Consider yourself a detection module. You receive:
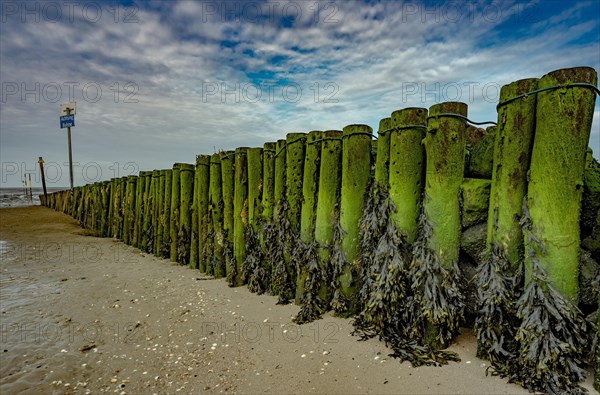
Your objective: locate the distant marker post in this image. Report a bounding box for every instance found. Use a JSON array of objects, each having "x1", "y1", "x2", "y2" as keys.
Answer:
[{"x1": 60, "y1": 102, "x2": 76, "y2": 191}]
